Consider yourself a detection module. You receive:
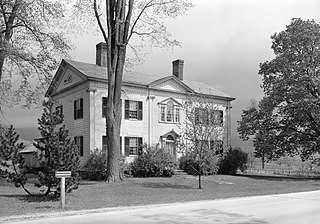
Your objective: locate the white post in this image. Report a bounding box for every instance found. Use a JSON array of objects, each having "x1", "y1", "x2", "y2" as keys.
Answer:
[{"x1": 61, "y1": 177, "x2": 66, "y2": 209}]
